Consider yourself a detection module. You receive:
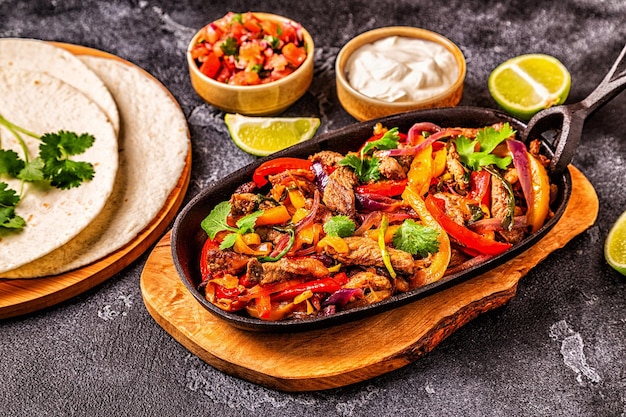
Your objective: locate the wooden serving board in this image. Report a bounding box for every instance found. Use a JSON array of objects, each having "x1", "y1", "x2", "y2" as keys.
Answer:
[
  {"x1": 0, "y1": 44, "x2": 191, "y2": 319},
  {"x1": 140, "y1": 166, "x2": 597, "y2": 392}
]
